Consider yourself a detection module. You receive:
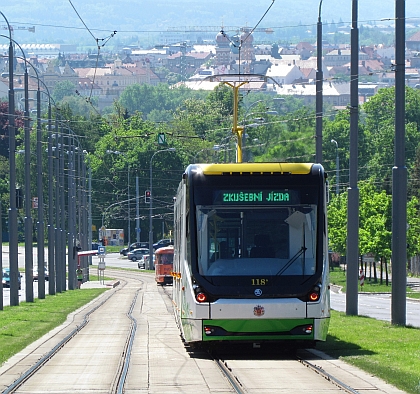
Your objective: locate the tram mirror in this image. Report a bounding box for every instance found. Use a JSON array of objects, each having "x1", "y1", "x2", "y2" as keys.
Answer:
[
  {"x1": 207, "y1": 209, "x2": 216, "y2": 218},
  {"x1": 285, "y1": 211, "x2": 307, "y2": 229},
  {"x1": 284, "y1": 211, "x2": 311, "y2": 228}
]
